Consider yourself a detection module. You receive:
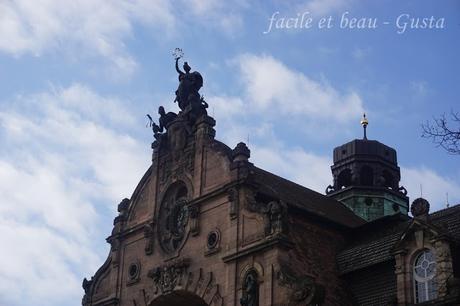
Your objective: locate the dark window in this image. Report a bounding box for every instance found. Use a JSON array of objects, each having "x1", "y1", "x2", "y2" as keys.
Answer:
[
  {"x1": 383, "y1": 170, "x2": 394, "y2": 189},
  {"x1": 338, "y1": 169, "x2": 352, "y2": 188},
  {"x1": 360, "y1": 166, "x2": 374, "y2": 186}
]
